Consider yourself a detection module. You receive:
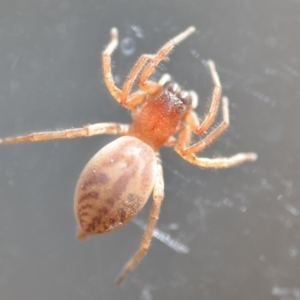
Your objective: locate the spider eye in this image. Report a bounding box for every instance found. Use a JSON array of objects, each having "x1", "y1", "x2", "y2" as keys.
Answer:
[
  {"x1": 166, "y1": 83, "x2": 180, "y2": 94},
  {"x1": 165, "y1": 83, "x2": 191, "y2": 105},
  {"x1": 178, "y1": 91, "x2": 191, "y2": 105}
]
